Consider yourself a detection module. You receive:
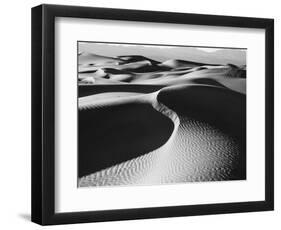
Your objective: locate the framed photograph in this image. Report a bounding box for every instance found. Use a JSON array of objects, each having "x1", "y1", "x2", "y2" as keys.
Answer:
[{"x1": 31, "y1": 4, "x2": 274, "y2": 225}]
